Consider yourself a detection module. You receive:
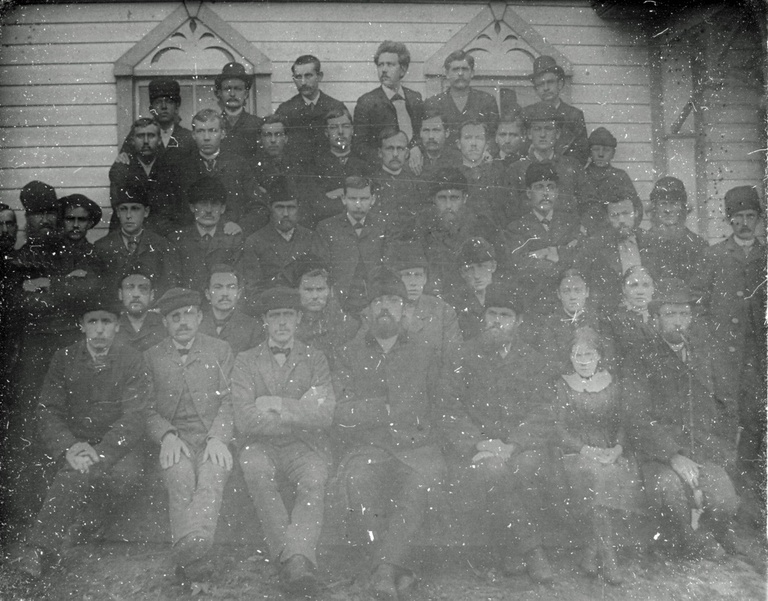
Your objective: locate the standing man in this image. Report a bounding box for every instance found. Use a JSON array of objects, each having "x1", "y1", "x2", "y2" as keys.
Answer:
[
  {"x1": 334, "y1": 268, "x2": 446, "y2": 599},
  {"x1": 11, "y1": 294, "x2": 149, "y2": 579},
  {"x1": 115, "y1": 268, "x2": 166, "y2": 352},
  {"x1": 353, "y1": 41, "x2": 424, "y2": 166},
  {"x1": 276, "y1": 55, "x2": 346, "y2": 171},
  {"x1": 424, "y1": 50, "x2": 499, "y2": 141},
  {"x1": 144, "y1": 288, "x2": 235, "y2": 582},
  {"x1": 233, "y1": 287, "x2": 336, "y2": 596},
  {"x1": 522, "y1": 55, "x2": 589, "y2": 166},
  {"x1": 215, "y1": 62, "x2": 263, "y2": 162}
]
